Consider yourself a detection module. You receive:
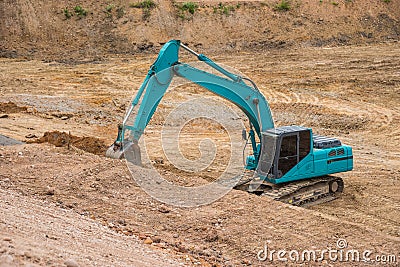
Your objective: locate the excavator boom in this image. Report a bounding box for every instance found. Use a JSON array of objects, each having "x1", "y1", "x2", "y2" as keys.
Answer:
[{"x1": 106, "y1": 40, "x2": 273, "y2": 162}]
